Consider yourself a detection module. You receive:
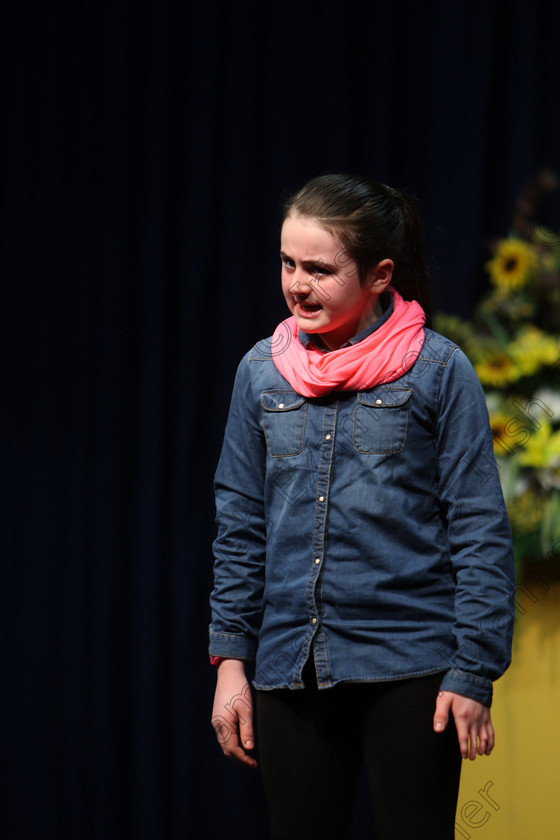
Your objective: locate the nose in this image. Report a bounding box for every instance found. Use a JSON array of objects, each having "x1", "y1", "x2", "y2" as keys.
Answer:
[{"x1": 290, "y1": 270, "x2": 313, "y2": 296}]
